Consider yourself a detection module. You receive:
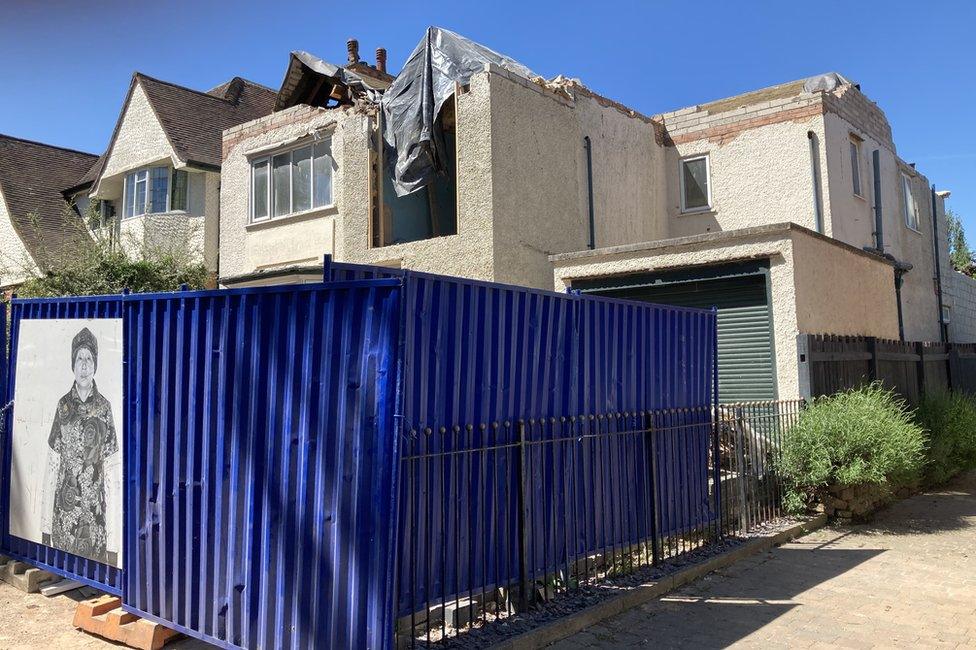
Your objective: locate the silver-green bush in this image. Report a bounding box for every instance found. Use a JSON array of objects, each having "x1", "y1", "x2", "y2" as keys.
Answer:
[
  {"x1": 916, "y1": 391, "x2": 976, "y2": 485},
  {"x1": 779, "y1": 383, "x2": 926, "y2": 514}
]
